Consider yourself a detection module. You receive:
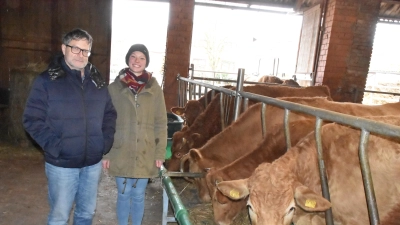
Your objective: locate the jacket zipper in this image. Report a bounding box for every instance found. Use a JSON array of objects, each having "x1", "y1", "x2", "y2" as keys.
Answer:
[{"x1": 81, "y1": 79, "x2": 88, "y2": 165}]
